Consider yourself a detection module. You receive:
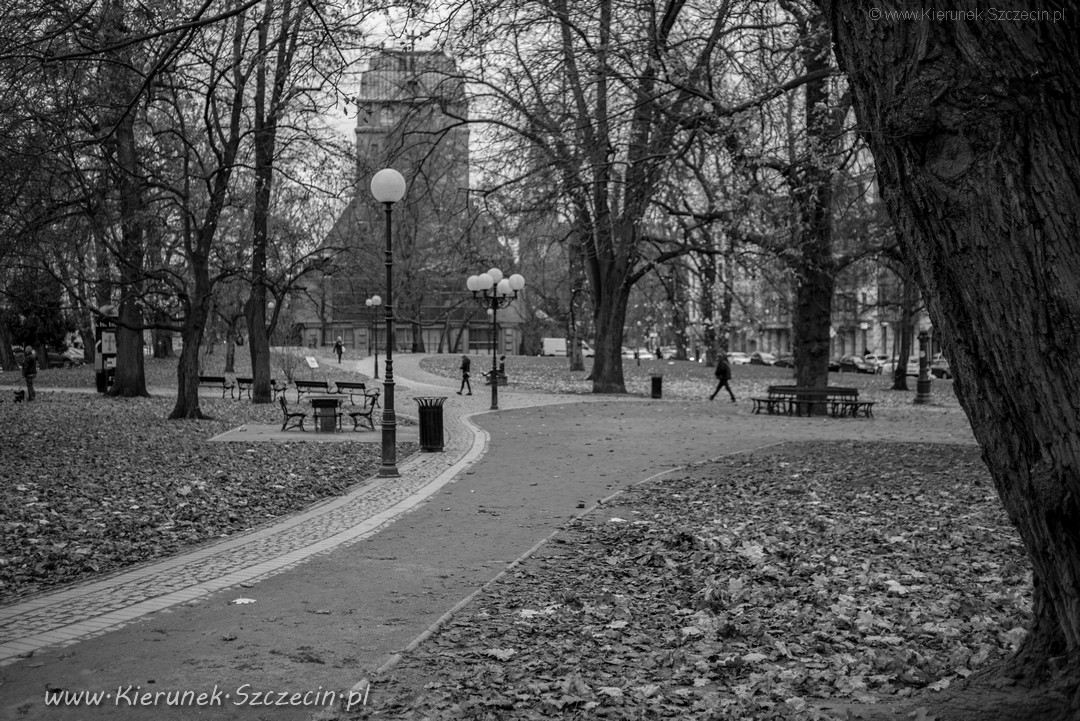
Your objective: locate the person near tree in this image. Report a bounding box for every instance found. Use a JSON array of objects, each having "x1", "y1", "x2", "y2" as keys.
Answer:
[
  {"x1": 21, "y1": 346, "x2": 37, "y2": 401},
  {"x1": 457, "y1": 354, "x2": 472, "y2": 395},
  {"x1": 333, "y1": 337, "x2": 344, "y2": 363},
  {"x1": 709, "y1": 354, "x2": 736, "y2": 402}
]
